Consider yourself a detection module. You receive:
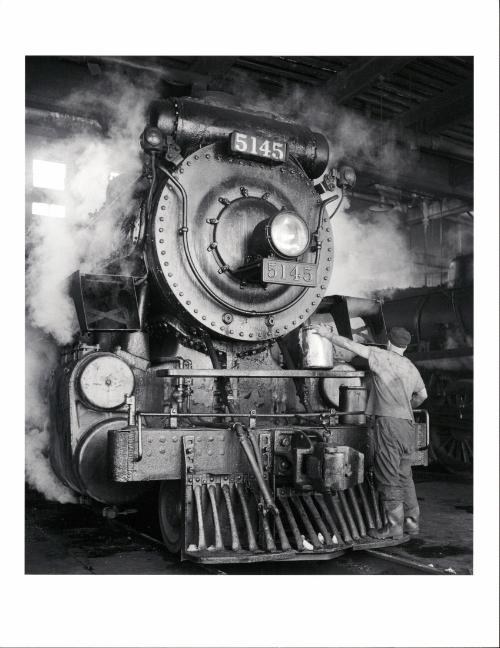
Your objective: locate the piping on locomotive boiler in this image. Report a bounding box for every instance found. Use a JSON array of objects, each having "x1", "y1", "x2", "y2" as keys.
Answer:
[{"x1": 50, "y1": 95, "x2": 428, "y2": 563}]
